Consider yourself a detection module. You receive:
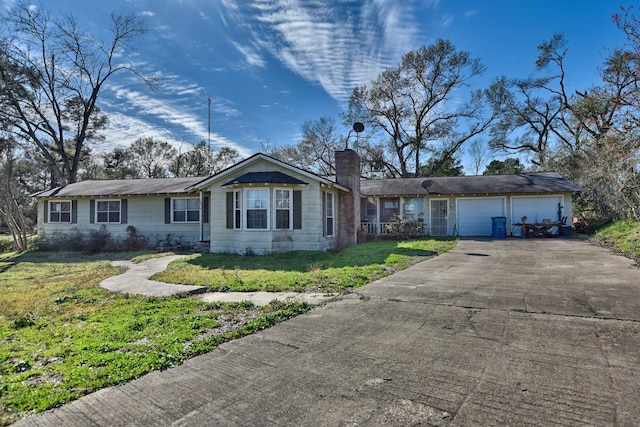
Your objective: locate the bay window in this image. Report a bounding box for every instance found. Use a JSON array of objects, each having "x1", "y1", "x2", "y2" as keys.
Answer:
[{"x1": 226, "y1": 188, "x2": 301, "y2": 231}]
